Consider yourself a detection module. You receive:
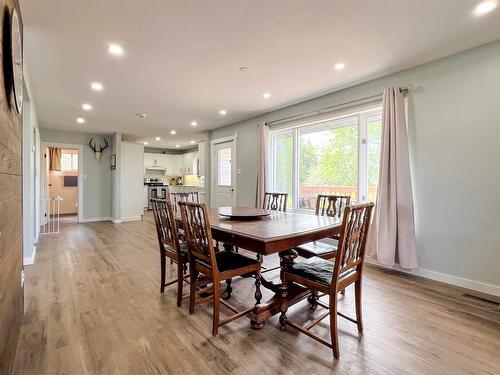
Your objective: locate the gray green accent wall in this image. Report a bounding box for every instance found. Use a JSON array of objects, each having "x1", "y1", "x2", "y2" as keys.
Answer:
[
  {"x1": 209, "y1": 41, "x2": 500, "y2": 292},
  {"x1": 40, "y1": 129, "x2": 113, "y2": 221}
]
